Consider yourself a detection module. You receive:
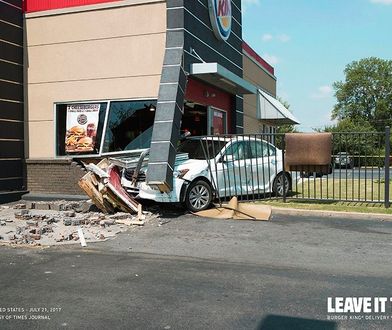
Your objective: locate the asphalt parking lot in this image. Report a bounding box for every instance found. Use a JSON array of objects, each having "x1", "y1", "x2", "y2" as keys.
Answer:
[{"x1": 1, "y1": 210, "x2": 392, "y2": 329}]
